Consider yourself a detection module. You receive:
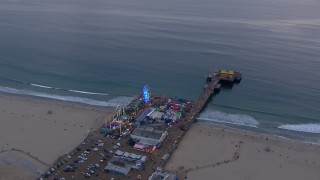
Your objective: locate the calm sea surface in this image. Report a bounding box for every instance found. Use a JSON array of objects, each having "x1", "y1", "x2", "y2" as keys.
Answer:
[{"x1": 0, "y1": 0, "x2": 320, "y2": 142}]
